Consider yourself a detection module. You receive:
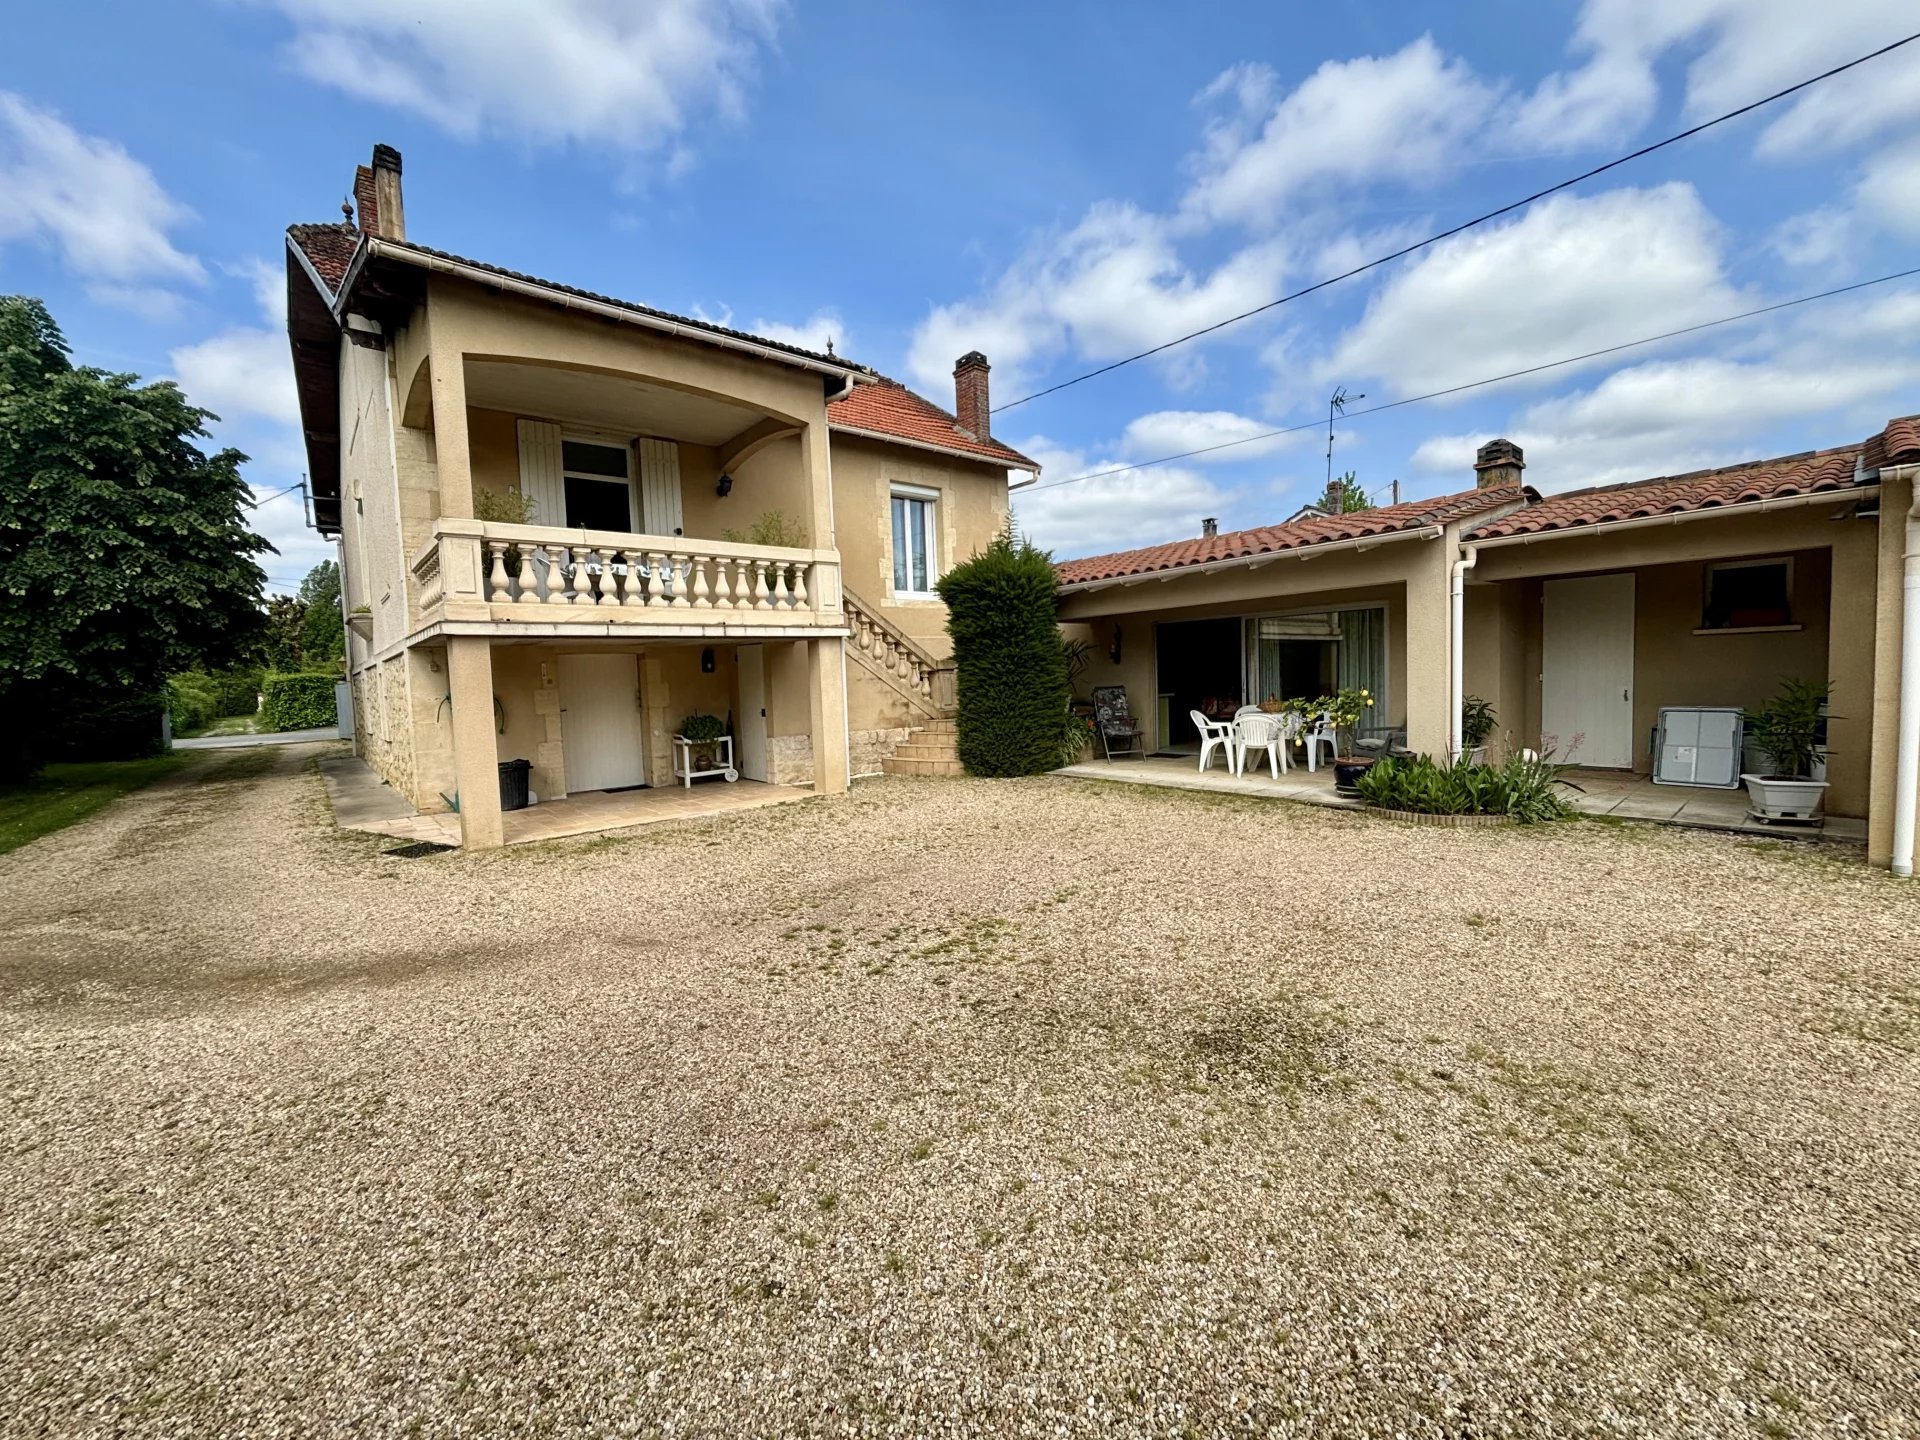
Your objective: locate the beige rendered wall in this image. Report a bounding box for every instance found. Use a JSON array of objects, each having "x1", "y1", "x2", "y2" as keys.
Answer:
[
  {"x1": 1473, "y1": 511, "x2": 1879, "y2": 818},
  {"x1": 828, "y1": 433, "x2": 1011, "y2": 657}
]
